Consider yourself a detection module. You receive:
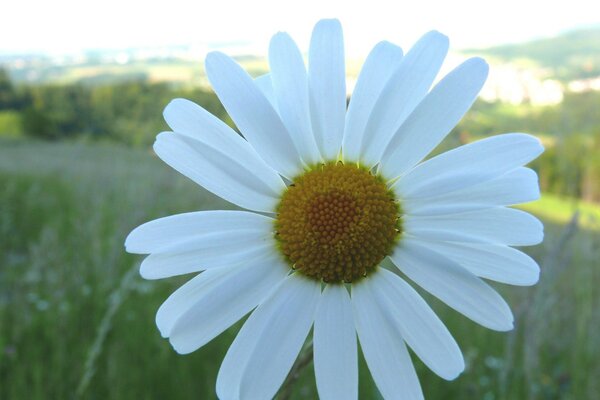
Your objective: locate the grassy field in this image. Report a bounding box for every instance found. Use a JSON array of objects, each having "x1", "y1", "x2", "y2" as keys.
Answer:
[{"x1": 0, "y1": 139, "x2": 598, "y2": 399}]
